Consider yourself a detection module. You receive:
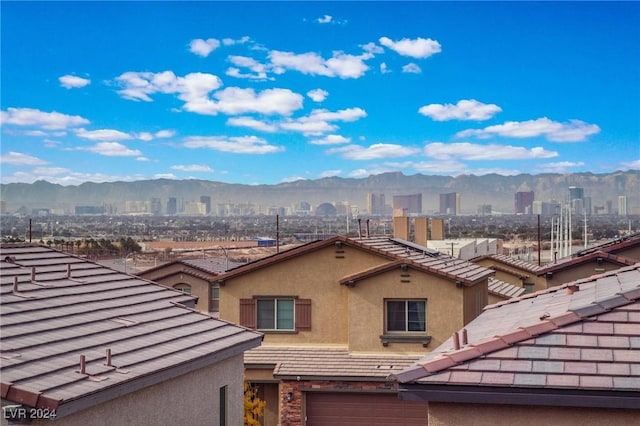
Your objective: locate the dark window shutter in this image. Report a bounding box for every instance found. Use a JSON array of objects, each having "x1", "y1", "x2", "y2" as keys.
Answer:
[
  {"x1": 240, "y1": 299, "x2": 256, "y2": 329},
  {"x1": 295, "y1": 299, "x2": 312, "y2": 331}
]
